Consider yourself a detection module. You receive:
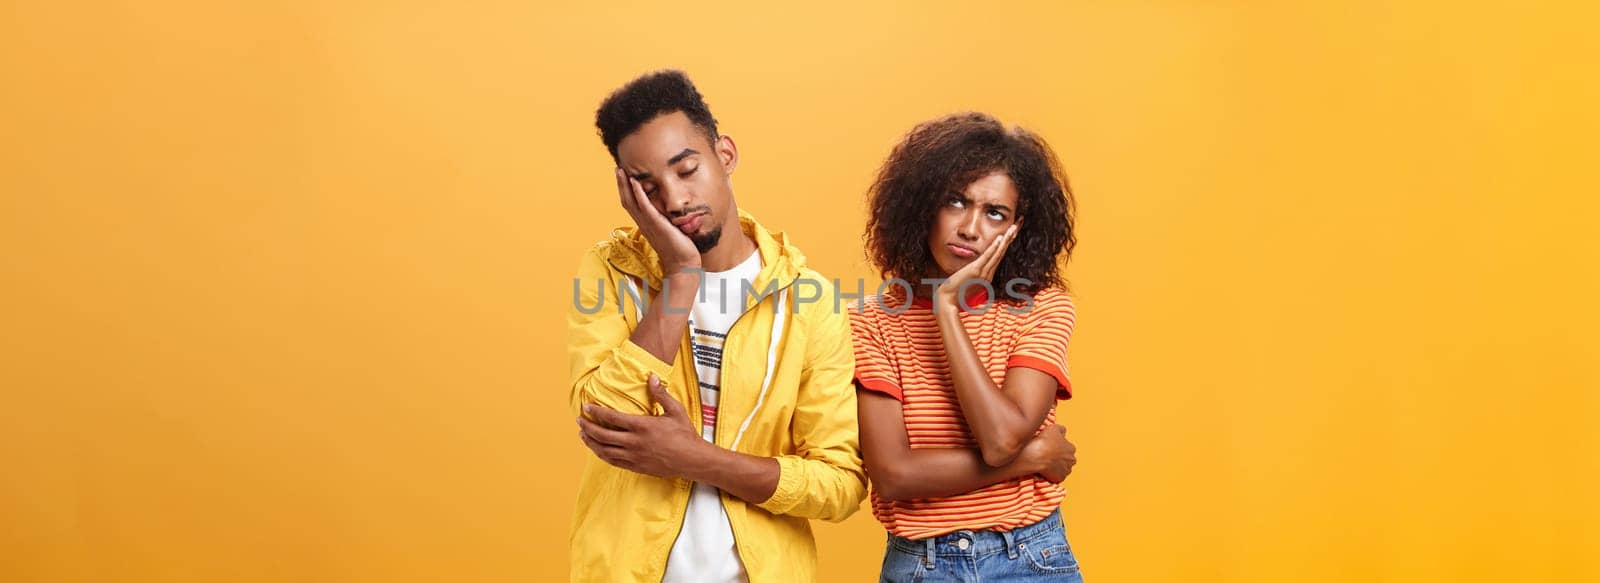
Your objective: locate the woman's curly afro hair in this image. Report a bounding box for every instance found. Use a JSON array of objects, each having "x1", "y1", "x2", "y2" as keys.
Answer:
[{"x1": 865, "y1": 112, "x2": 1076, "y2": 296}]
